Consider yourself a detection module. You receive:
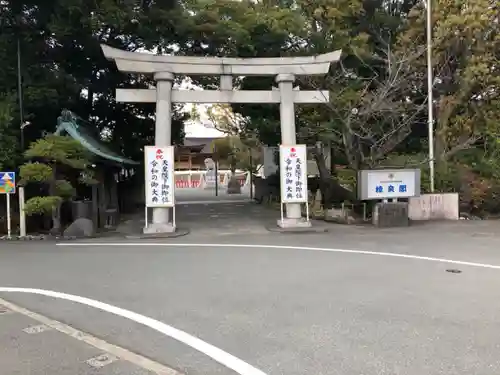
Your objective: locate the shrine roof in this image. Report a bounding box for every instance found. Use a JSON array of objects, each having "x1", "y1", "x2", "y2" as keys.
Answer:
[
  {"x1": 177, "y1": 144, "x2": 206, "y2": 153},
  {"x1": 54, "y1": 110, "x2": 139, "y2": 166}
]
